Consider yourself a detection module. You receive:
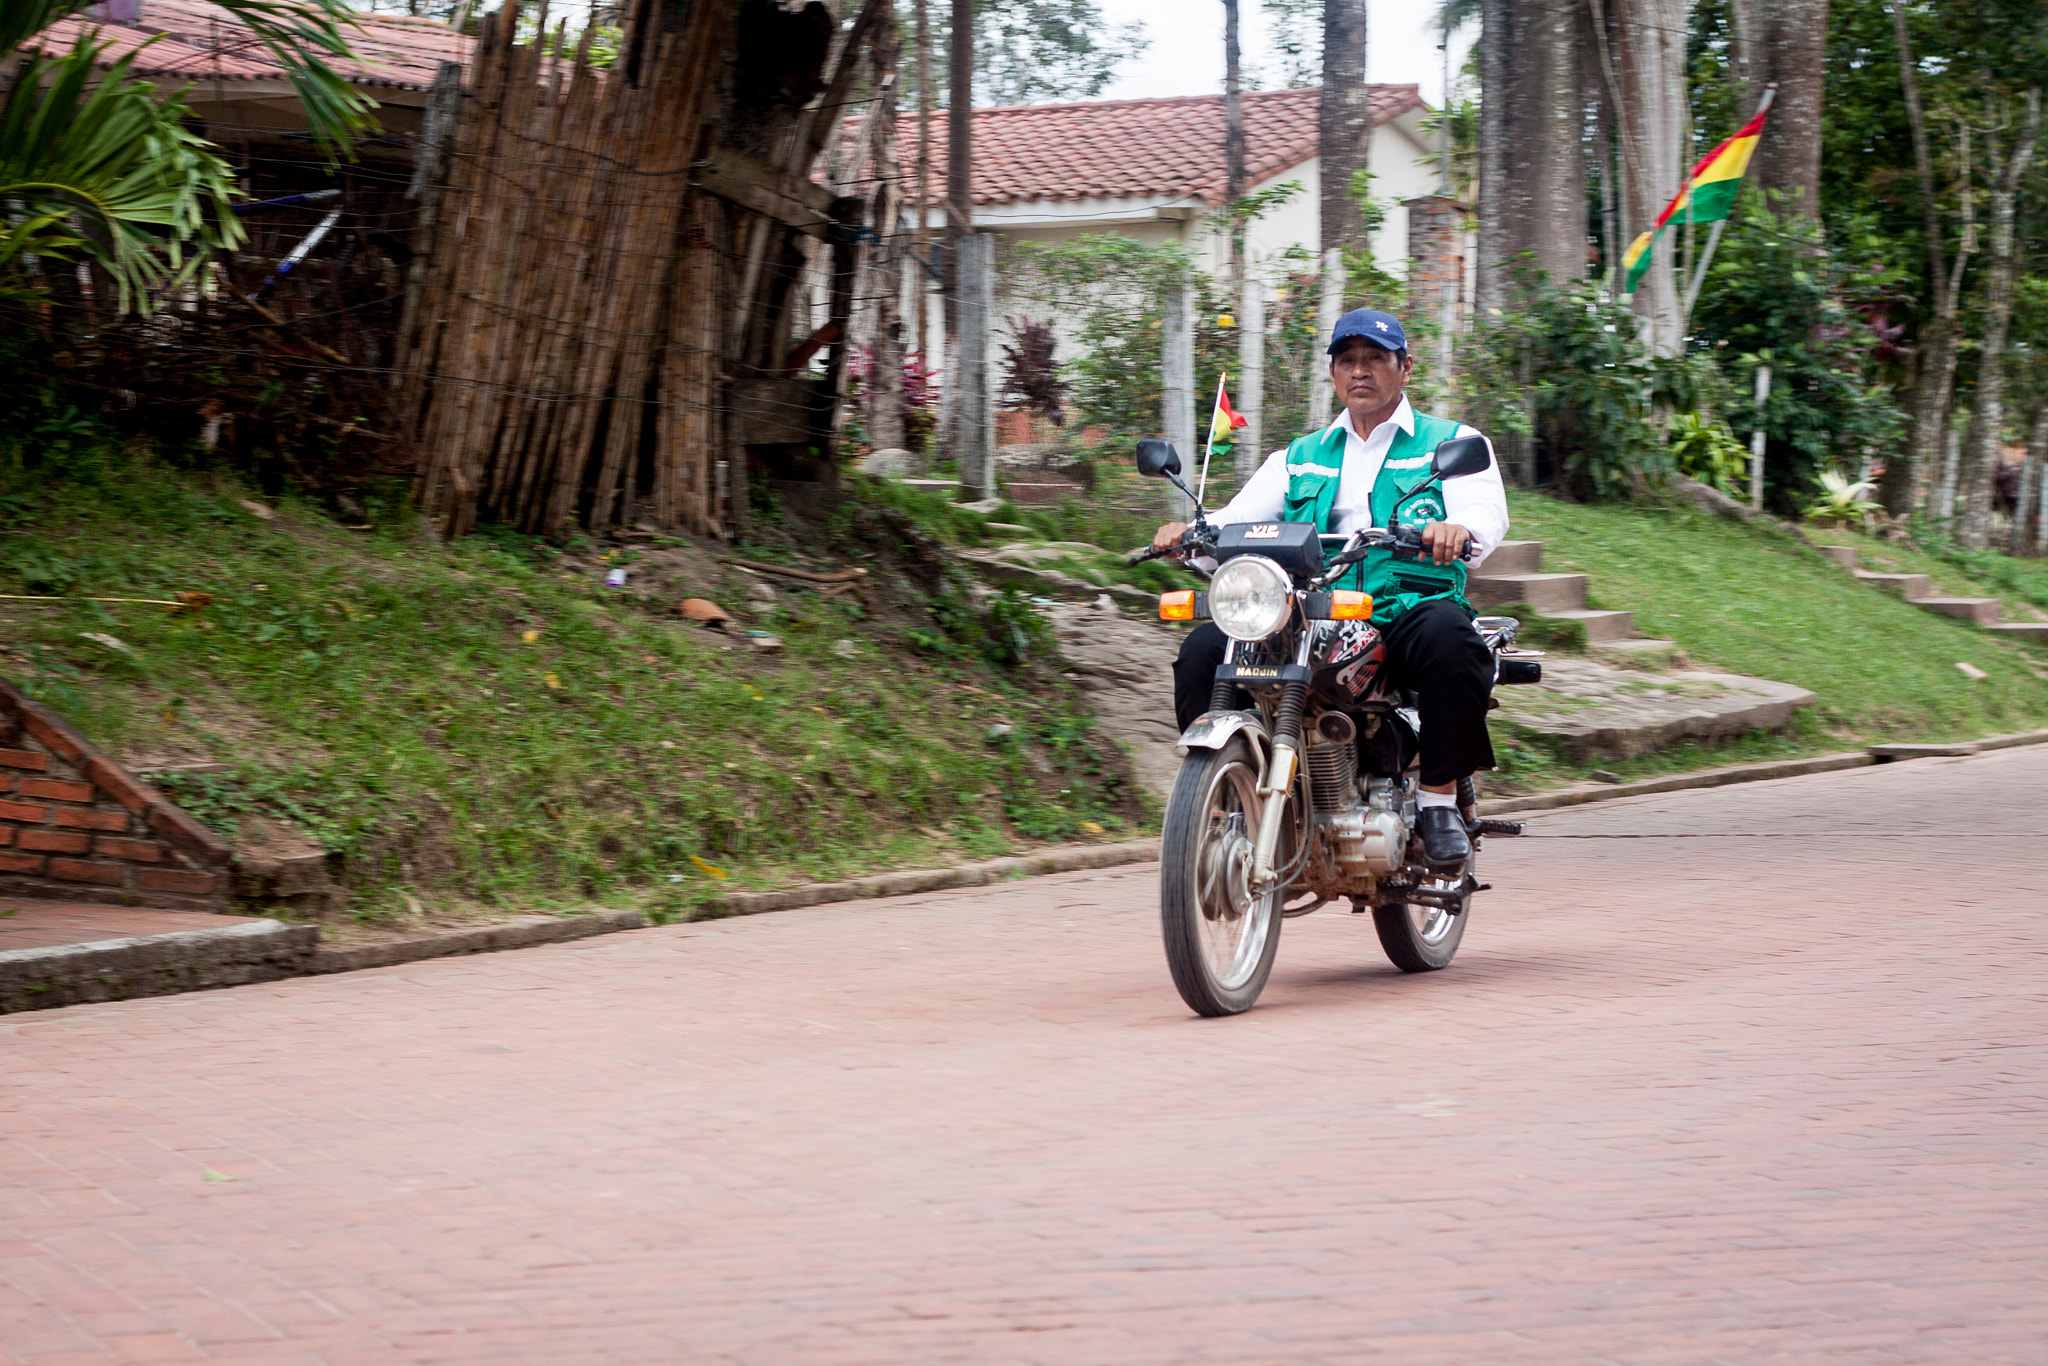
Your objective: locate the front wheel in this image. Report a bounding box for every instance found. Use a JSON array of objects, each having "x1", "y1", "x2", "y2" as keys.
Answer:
[
  {"x1": 1159, "y1": 734, "x2": 1283, "y2": 1016},
  {"x1": 1372, "y1": 855, "x2": 1473, "y2": 973}
]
